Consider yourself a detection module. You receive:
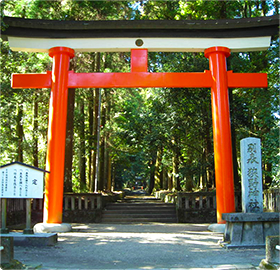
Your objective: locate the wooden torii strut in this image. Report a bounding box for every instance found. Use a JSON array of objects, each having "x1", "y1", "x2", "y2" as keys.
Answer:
[{"x1": 12, "y1": 46, "x2": 267, "y2": 224}]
